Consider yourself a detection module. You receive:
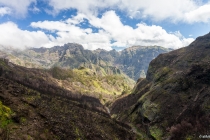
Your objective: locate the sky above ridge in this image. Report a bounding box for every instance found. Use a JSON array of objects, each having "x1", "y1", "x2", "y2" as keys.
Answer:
[{"x1": 0, "y1": 0, "x2": 210, "y2": 50}]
